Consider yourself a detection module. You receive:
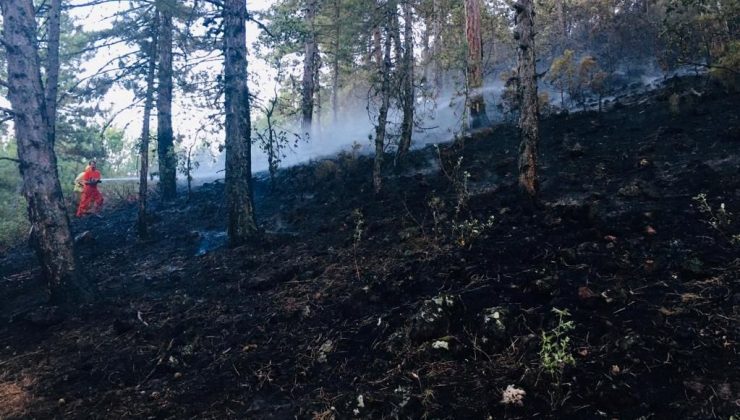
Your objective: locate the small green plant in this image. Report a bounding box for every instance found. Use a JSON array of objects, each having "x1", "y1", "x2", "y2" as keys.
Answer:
[
  {"x1": 540, "y1": 308, "x2": 576, "y2": 377},
  {"x1": 426, "y1": 150, "x2": 496, "y2": 249},
  {"x1": 692, "y1": 193, "x2": 739, "y2": 245},
  {"x1": 351, "y1": 209, "x2": 365, "y2": 281},
  {"x1": 435, "y1": 146, "x2": 470, "y2": 218},
  {"x1": 451, "y1": 216, "x2": 496, "y2": 248},
  {"x1": 427, "y1": 195, "x2": 446, "y2": 235}
]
